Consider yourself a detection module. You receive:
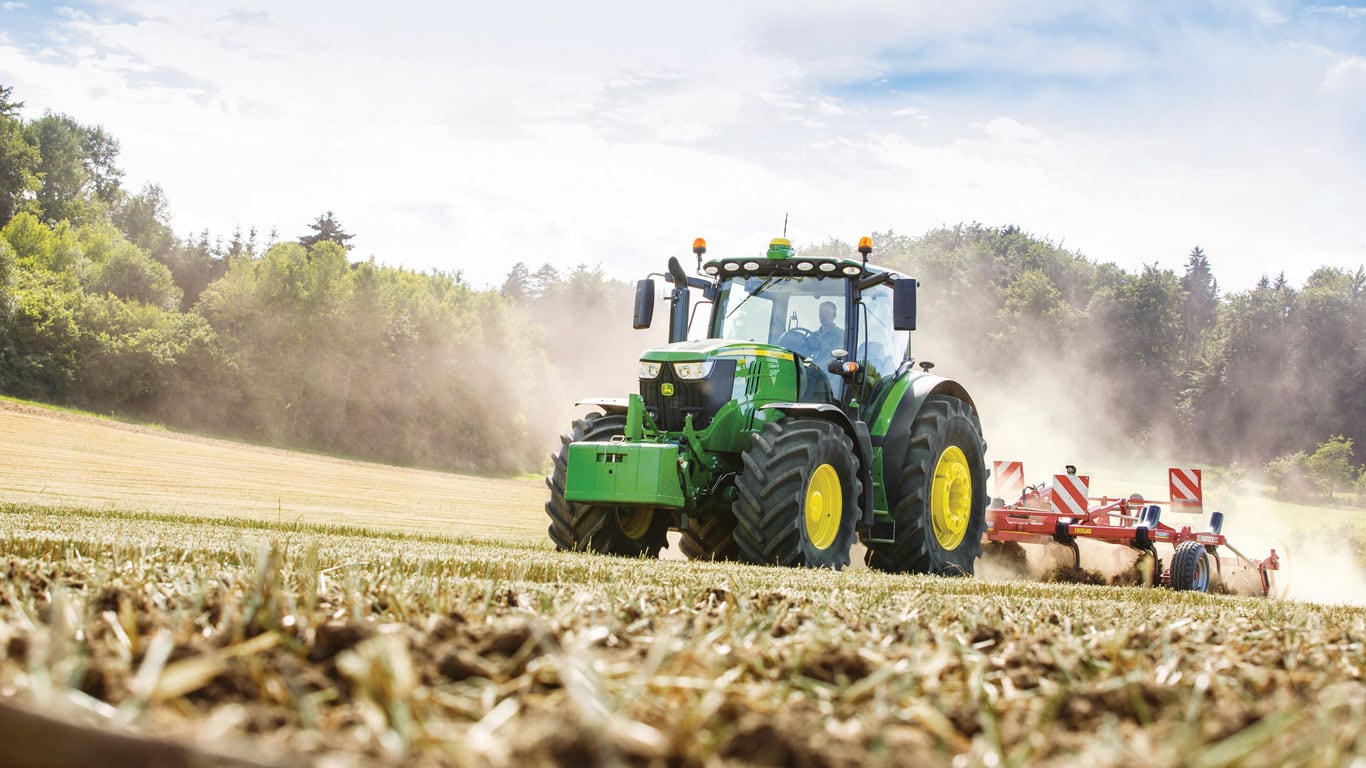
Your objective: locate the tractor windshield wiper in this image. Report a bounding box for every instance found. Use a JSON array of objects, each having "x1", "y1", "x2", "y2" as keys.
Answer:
[{"x1": 725, "y1": 276, "x2": 780, "y2": 320}]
